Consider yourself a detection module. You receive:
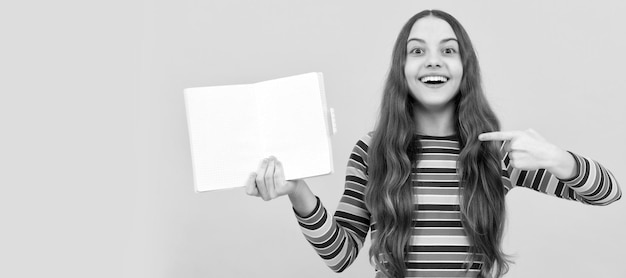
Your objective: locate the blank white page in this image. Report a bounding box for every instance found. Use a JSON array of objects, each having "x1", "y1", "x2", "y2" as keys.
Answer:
[
  {"x1": 255, "y1": 72, "x2": 333, "y2": 180},
  {"x1": 184, "y1": 84, "x2": 262, "y2": 192}
]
